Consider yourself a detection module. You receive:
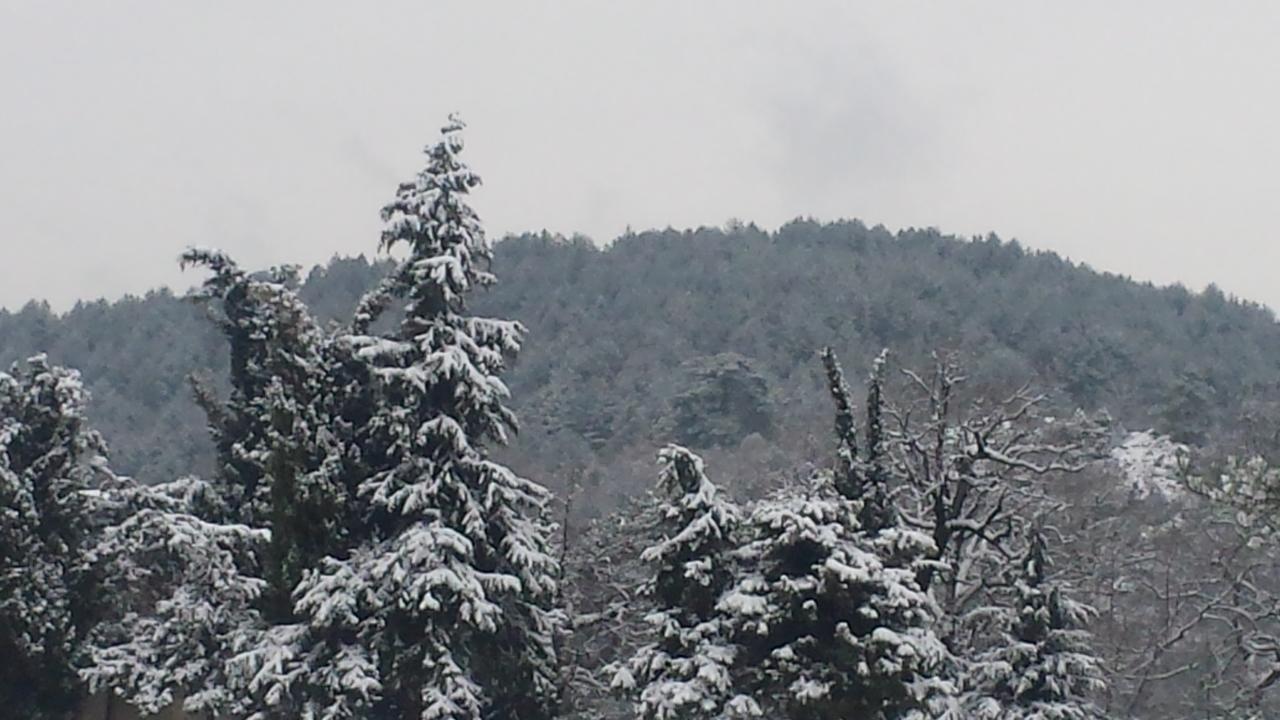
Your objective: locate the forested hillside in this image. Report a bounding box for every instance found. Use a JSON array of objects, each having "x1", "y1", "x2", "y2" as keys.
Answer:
[
  {"x1": 9, "y1": 121, "x2": 1280, "y2": 720},
  {"x1": 2, "y1": 220, "x2": 1277, "y2": 510}
]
